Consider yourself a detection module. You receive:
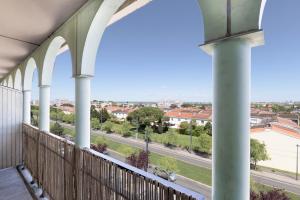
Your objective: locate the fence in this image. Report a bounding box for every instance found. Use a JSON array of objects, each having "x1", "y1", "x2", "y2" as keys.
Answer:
[{"x1": 23, "y1": 124, "x2": 203, "y2": 200}]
